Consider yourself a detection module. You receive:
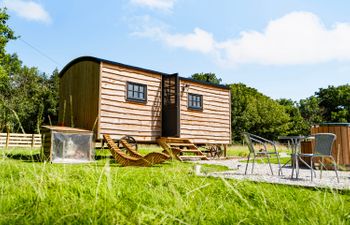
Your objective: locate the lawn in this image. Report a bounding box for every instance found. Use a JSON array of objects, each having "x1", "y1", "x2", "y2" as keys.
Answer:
[{"x1": 0, "y1": 149, "x2": 349, "y2": 224}]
